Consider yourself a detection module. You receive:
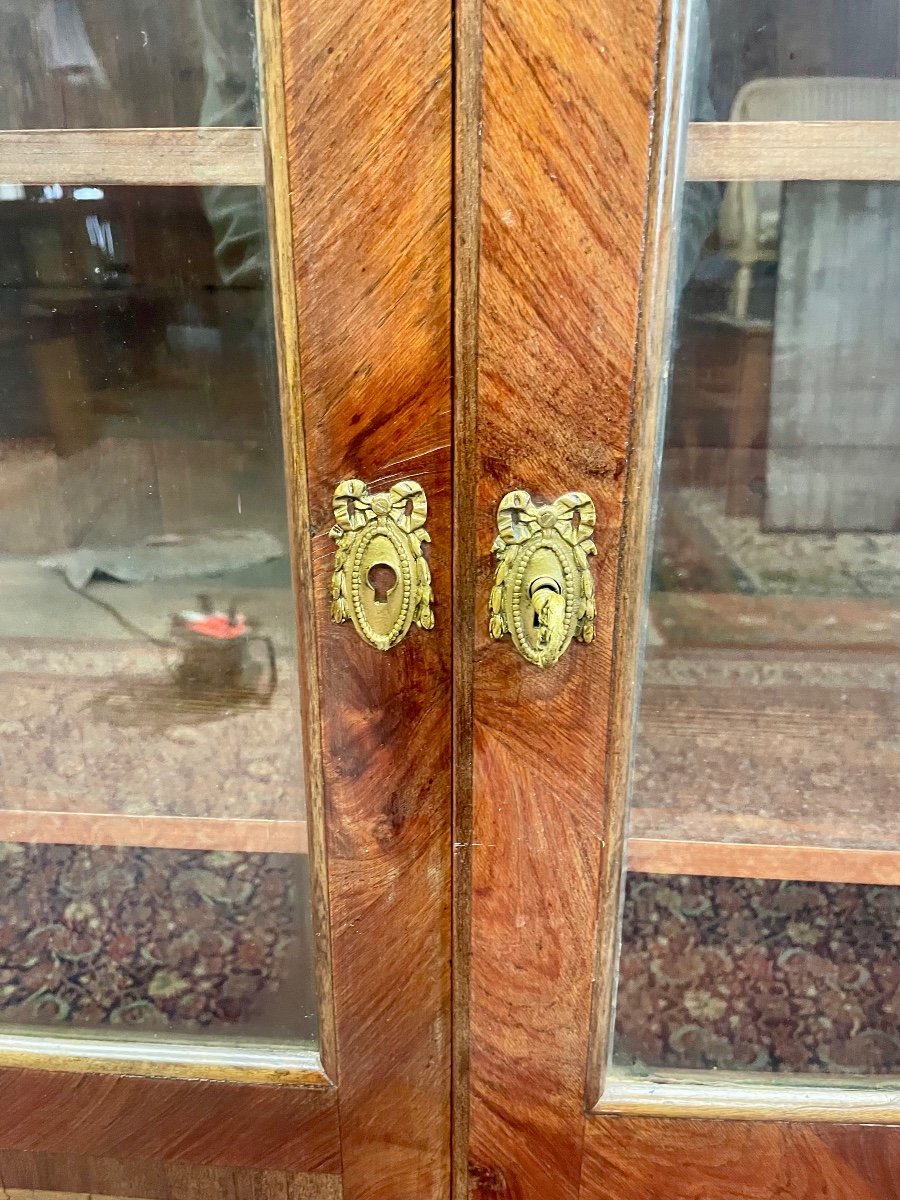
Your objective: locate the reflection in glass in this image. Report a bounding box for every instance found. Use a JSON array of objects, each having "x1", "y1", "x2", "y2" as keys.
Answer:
[
  {"x1": 0, "y1": 0, "x2": 259, "y2": 130},
  {"x1": 0, "y1": 183, "x2": 315, "y2": 1043},
  {"x1": 615, "y1": 874, "x2": 900, "y2": 1074},
  {"x1": 614, "y1": 0, "x2": 900, "y2": 1078},
  {"x1": 696, "y1": 0, "x2": 900, "y2": 121}
]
